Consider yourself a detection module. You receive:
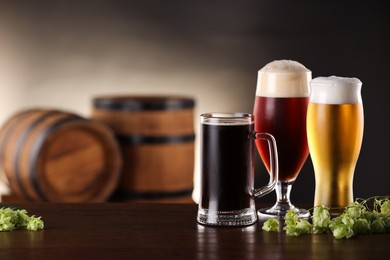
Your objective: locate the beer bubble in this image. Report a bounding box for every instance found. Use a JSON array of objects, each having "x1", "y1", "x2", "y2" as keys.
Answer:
[
  {"x1": 256, "y1": 60, "x2": 311, "y2": 97},
  {"x1": 310, "y1": 76, "x2": 362, "y2": 104}
]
